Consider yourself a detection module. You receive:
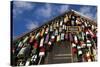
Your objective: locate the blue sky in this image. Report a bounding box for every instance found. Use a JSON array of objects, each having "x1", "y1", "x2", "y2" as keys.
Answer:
[{"x1": 12, "y1": 1, "x2": 97, "y2": 39}]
